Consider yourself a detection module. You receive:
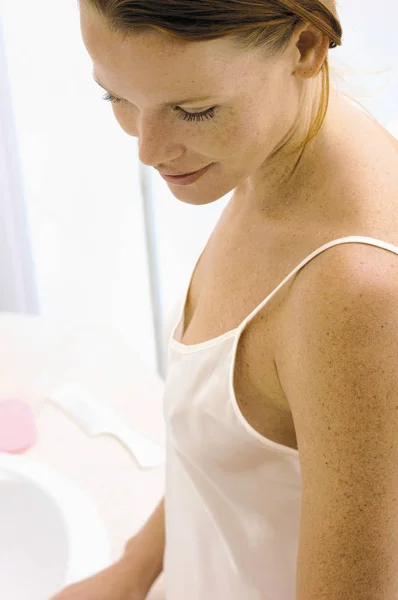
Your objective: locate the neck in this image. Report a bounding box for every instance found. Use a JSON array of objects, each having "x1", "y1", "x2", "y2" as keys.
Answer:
[{"x1": 232, "y1": 81, "x2": 342, "y2": 219}]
